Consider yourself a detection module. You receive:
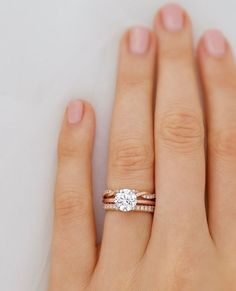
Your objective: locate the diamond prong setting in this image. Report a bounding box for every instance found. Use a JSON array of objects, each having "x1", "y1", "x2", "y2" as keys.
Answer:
[{"x1": 114, "y1": 189, "x2": 137, "y2": 212}]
